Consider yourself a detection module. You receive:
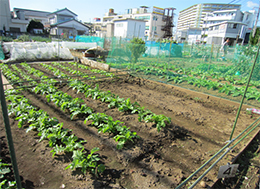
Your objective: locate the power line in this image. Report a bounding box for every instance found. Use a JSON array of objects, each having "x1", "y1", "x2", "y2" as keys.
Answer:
[{"x1": 228, "y1": 0, "x2": 240, "y2": 4}]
